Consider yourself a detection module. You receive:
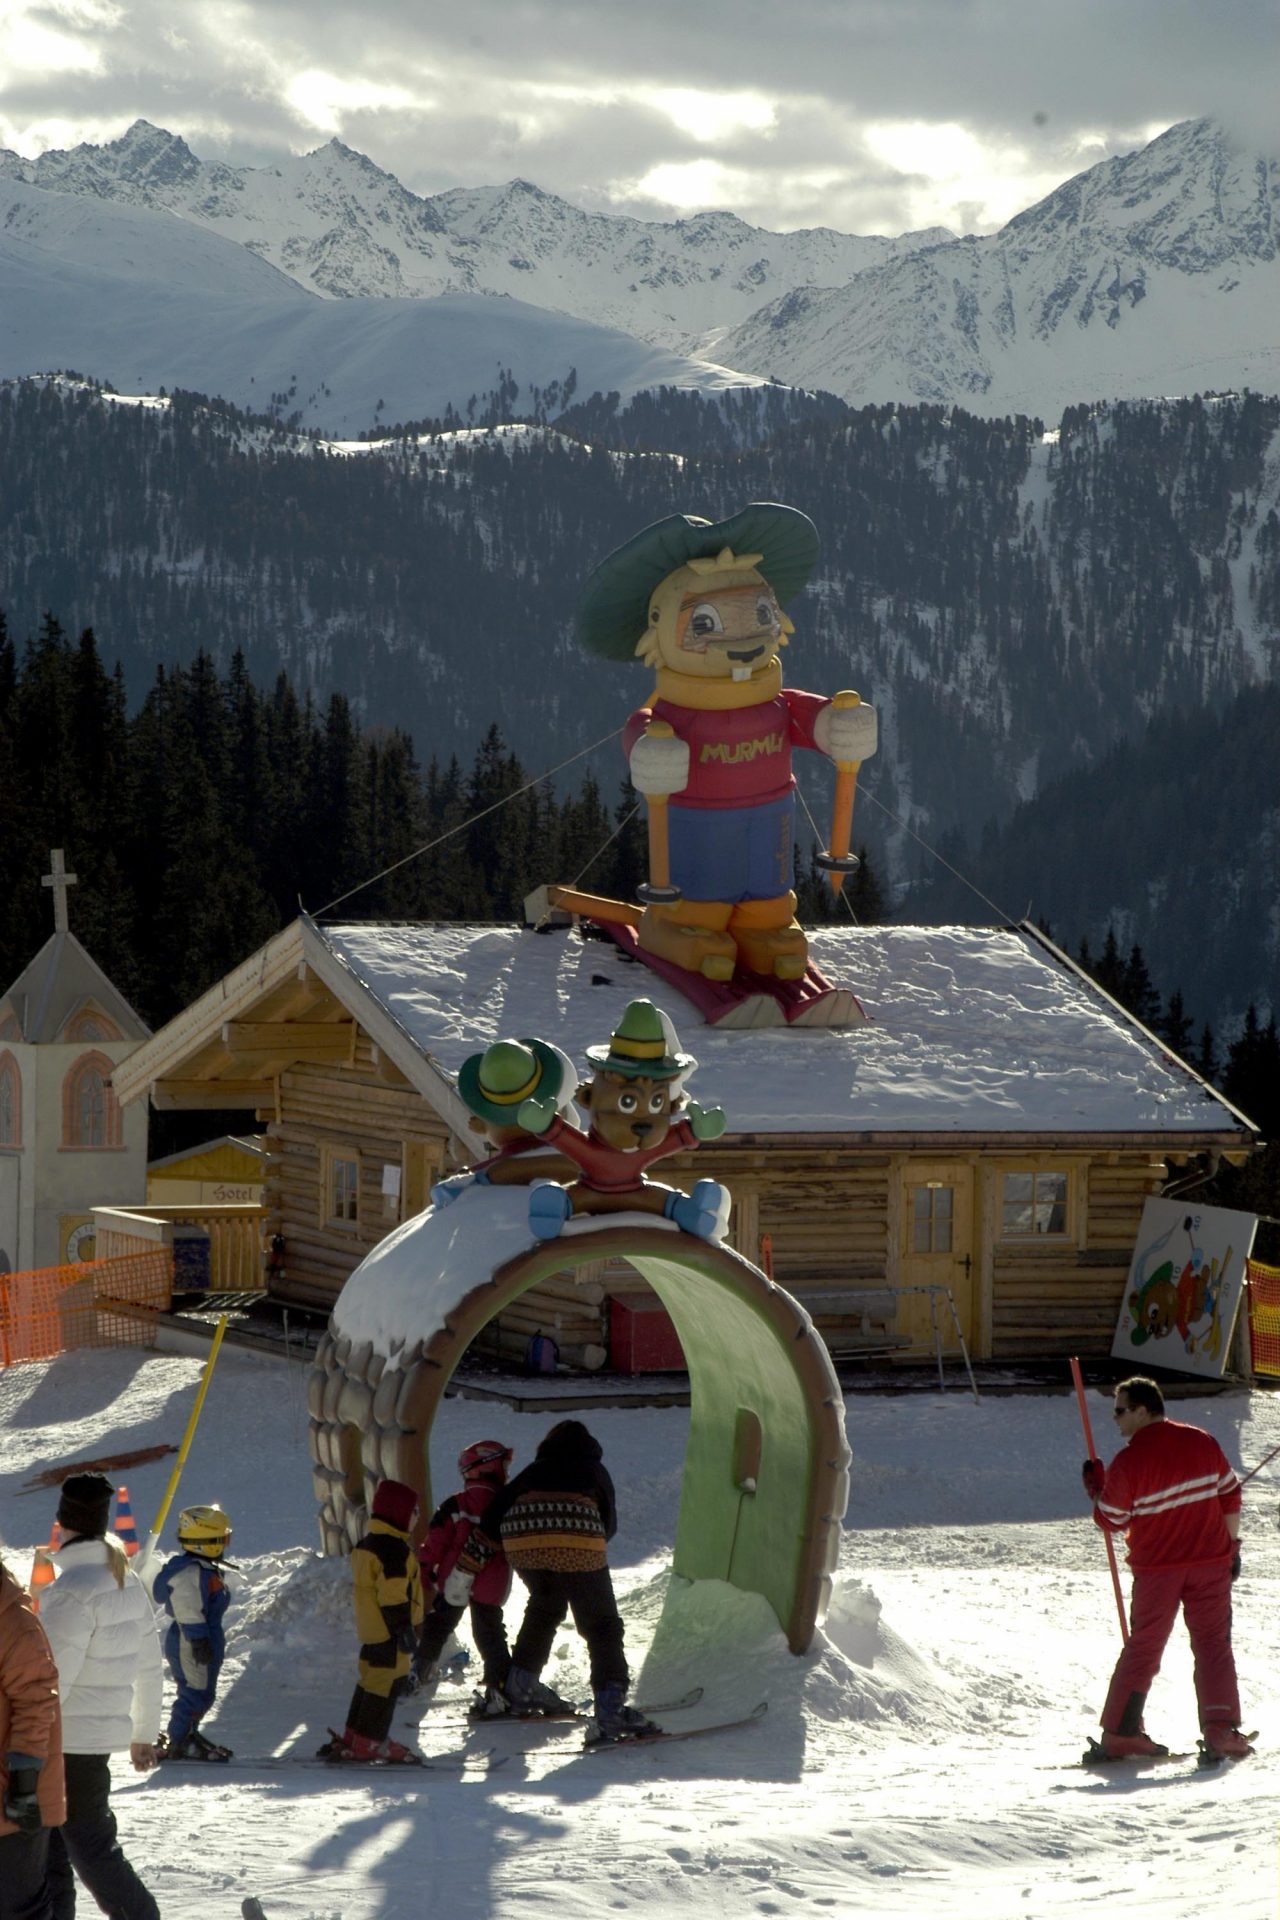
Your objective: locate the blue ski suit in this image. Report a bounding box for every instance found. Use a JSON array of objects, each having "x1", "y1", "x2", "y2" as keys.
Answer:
[{"x1": 152, "y1": 1549, "x2": 232, "y2": 1742}]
